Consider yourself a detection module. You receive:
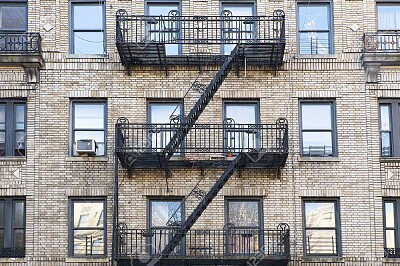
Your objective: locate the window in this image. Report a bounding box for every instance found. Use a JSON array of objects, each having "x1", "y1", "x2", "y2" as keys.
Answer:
[
  {"x1": 303, "y1": 199, "x2": 341, "y2": 256},
  {"x1": 300, "y1": 100, "x2": 336, "y2": 157},
  {"x1": 70, "y1": 0, "x2": 105, "y2": 54},
  {"x1": 297, "y1": 1, "x2": 333, "y2": 54},
  {"x1": 148, "y1": 101, "x2": 183, "y2": 153},
  {"x1": 0, "y1": 198, "x2": 25, "y2": 258},
  {"x1": 0, "y1": 100, "x2": 26, "y2": 157},
  {"x1": 69, "y1": 198, "x2": 106, "y2": 257},
  {"x1": 225, "y1": 199, "x2": 262, "y2": 255},
  {"x1": 0, "y1": 0, "x2": 27, "y2": 32},
  {"x1": 221, "y1": 2, "x2": 256, "y2": 55},
  {"x1": 378, "y1": 99, "x2": 400, "y2": 157},
  {"x1": 384, "y1": 199, "x2": 400, "y2": 258},
  {"x1": 223, "y1": 101, "x2": 259, "y2": 153},
  {"x1": 71, "y1": 100, "x2": 106, "y2": 156},
  {"x1": 377, "y1": 2, "x2": 400, "y2": 50},
  {"x1": 148, "y1": 199, "x2": 183, "y2": 254},
  {"x1": 145, "y1": 1, "x2": 181, "y2": 55}
]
